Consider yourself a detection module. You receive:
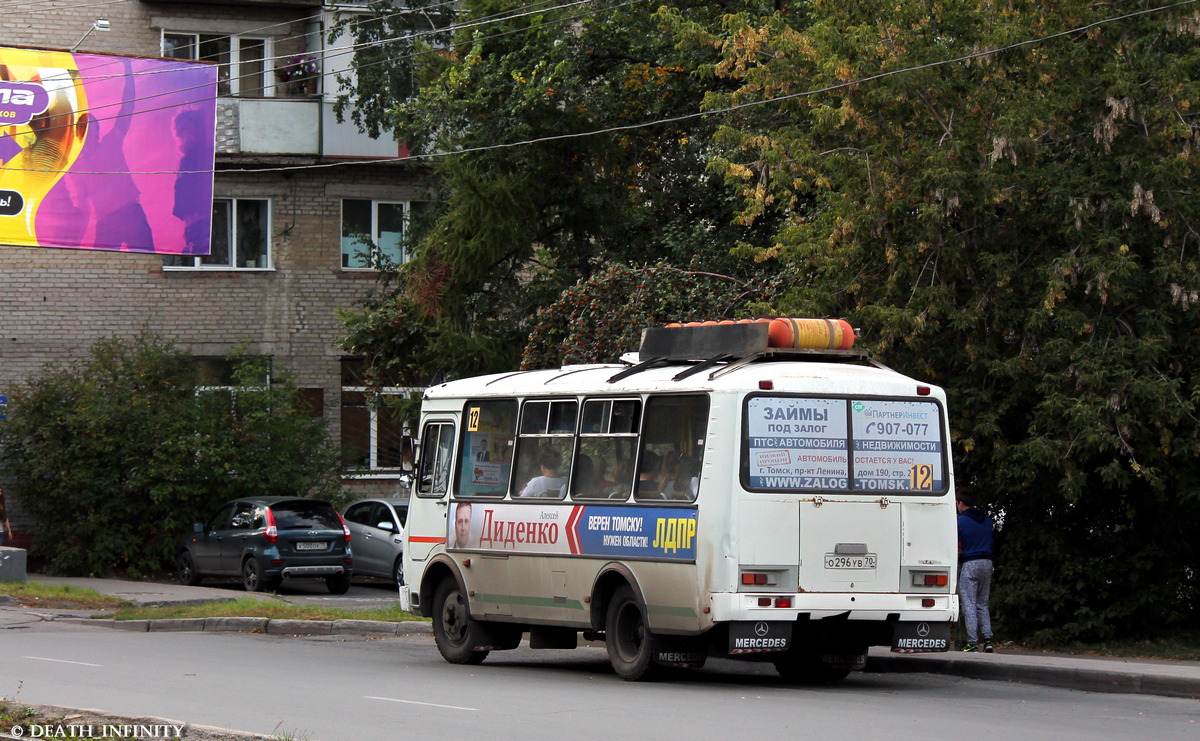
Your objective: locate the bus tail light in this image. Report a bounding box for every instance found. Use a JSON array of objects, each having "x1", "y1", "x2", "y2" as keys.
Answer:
[
  {"x1": 741, "y1": 572, "x2": 773, "y2": 586},
  {"x1": 774, "y1": 597, "x2": 792, "y2": 608},
  {"x1": 912, "y1": 572, "x2": 948, "y2": 587}
]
